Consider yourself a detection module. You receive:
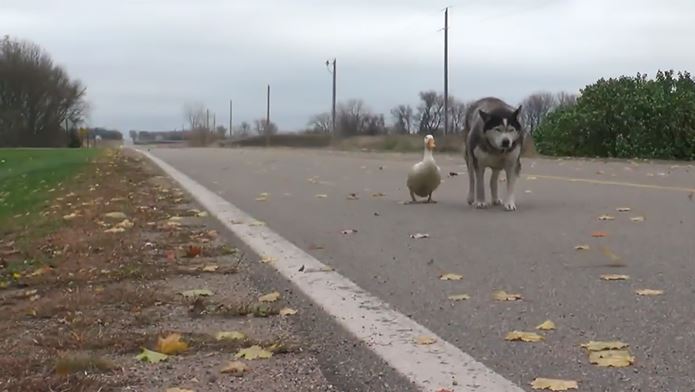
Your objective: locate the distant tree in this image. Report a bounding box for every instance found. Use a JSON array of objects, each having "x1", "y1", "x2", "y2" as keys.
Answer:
[
  {"x1": 390, "y1": 104, "x2": 414, "y2": 134},
  {"x1": 238, "y1": 121, "x2": 251, "y2": 137},
  {"x1": 183, "y1": 102, "x2": 207, "y2": 130},
  {"x1": 254, "y1": 119, "x2": 278, "y2": 136},
  {"x1": 0, "y1": 35, "x2": 88, "y2": 147},
  {"x1": 520, "y1": 91, "x2": 557, "y2": 132},
  {"x1": 415, "y1": 91, "x2": 444, "y2": 135},
  {"x1": 307, "y1": 112, "x2": 331, "y2": 134},
  {"x1": 215, "y1": 125, "x2": 227, "y2": 139},
  {"x1": 129, "y1": 130, "x2": 137, "y2": 142},
  {"x1": 448, "y1": 98, "x2": 467, "y2": 134},
  {"x1": 363, "y1": 113, "x2": 386, "y2": 136},
  {"x1": 555, "y1": 91, "x2": 578, "y2": 109},
  {"x1": 336, "y1": 99, "x2": 369, "y2": 137}
]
